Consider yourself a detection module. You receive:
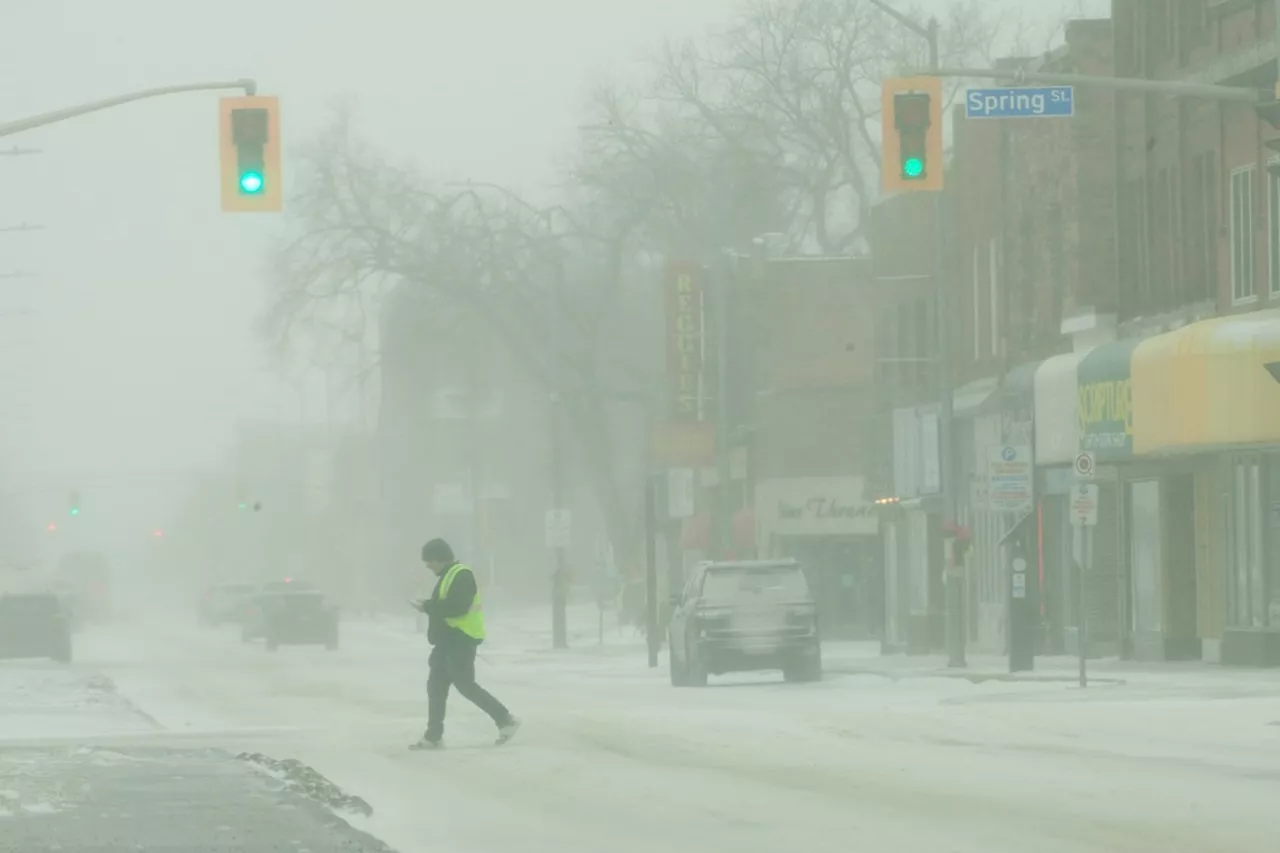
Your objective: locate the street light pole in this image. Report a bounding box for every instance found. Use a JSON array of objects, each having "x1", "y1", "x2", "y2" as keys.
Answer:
[
  {"x1": 869, "y1": 0, "x2": 964, "y2": 666},
  {"x1": 547, "y1": 217, "x2": 569, "y2": 650},
  {"x1": 0, "y1": 79, "x2": 256, "y2": 139}
]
